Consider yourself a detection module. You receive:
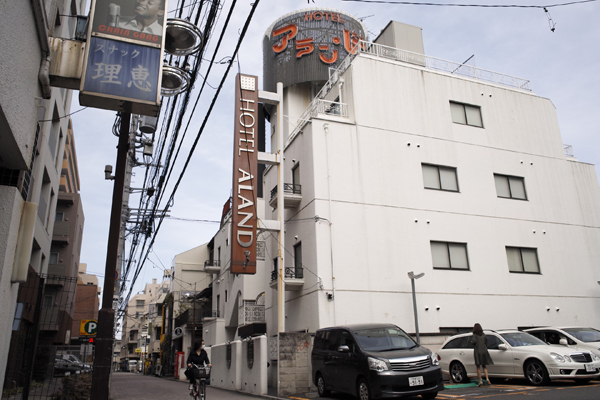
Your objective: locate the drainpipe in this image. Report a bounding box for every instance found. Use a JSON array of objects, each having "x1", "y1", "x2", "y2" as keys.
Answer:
[
  {"x1": 31, "y1": 0, "x2": 52, "y2": 99},
  {"x1": 323, "y1": 123, "x2": 336, "y2": 325},
  {"x1": 39, "y1": 56, "x2": 51, "y2": 99}
]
